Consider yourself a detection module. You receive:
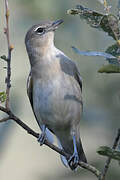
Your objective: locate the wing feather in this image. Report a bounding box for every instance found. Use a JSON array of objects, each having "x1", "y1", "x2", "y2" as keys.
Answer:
[
  {"x1": 27, "y1": 71, "x2": 33, "y2": 109},
  {"x1": 59, "y1": 53, "x2": 82, "y2": 91},
  {"x1": 27, "y1": 72, "x2": 54, "y2": 143}
]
